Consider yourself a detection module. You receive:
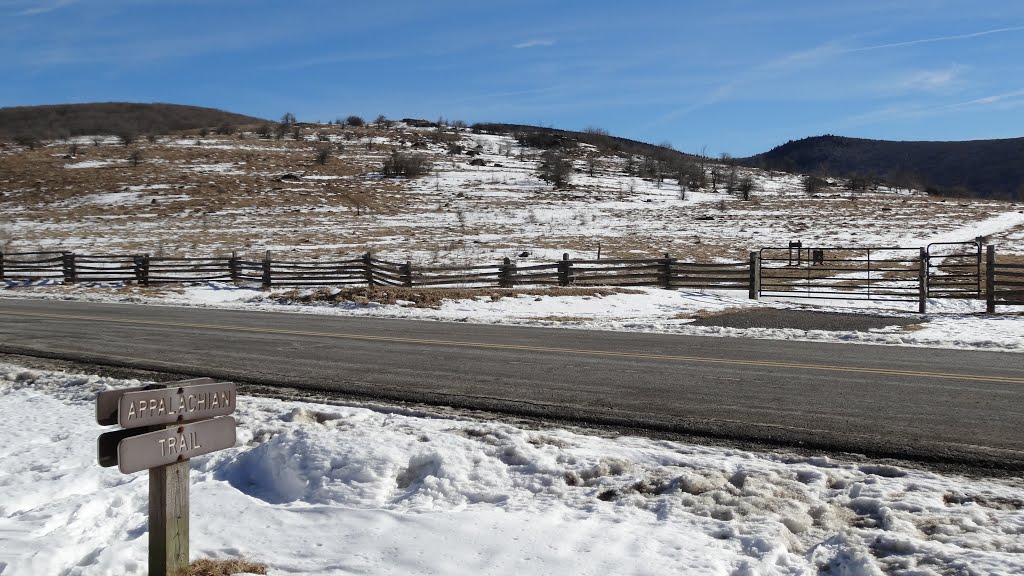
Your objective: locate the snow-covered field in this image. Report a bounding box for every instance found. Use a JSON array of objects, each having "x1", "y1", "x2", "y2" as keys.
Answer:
[
  {"x1": 2, "y1": 122, "x2": 1023, "y2": 264},
  {"x1": 1, "y1": 362, "x2": 1022, "y2": 575}
]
